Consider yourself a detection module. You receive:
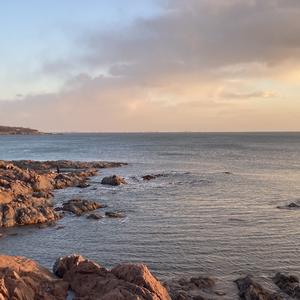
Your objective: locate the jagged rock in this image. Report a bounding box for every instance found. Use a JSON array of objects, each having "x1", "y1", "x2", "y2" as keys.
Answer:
[
  {"x1": 61, "y1": 199, "x2": 103, "y2": 216},
  {"x1": 15, "y1": 206, "x2": 59, "y2": 226},
  {"x1": 0, "y1": 255, "x2": 68, "y2": 300},
  {"x1": 101, "y1": 175, "x2": 127, "y2": 186},
  {"x1": 0, "y1": 160, "x2": 125, "y2": 227},
  {"x1": 53, "y1": 254, "x2": 171, "y2": 300},
  {"x1": 273, "y1": 272, "x2": 300, "y2": 298},
  {"x1": 105, "y1": 211, "x2": 126, "y2": 218}
]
